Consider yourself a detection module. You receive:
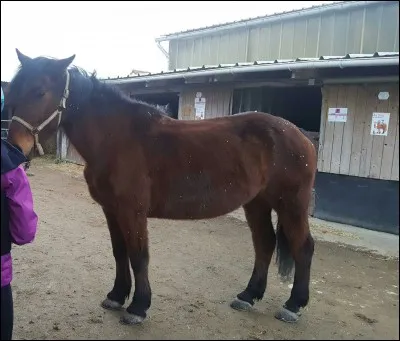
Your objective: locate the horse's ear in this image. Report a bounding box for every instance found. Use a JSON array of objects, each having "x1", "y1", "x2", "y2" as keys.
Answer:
[
  {"x1": 54, "y1": 55, "x2": 76, "y2": 71},
  {"x1": 16, "y1": 48, "x2": 32, "y2": 66}
]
